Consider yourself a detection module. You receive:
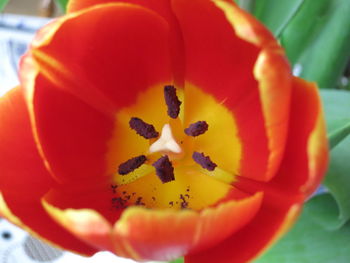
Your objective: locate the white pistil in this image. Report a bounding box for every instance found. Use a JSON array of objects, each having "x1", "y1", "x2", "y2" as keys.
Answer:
[{"x1": 149, "y1": 124, "x2": 182, "y2": 154}]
